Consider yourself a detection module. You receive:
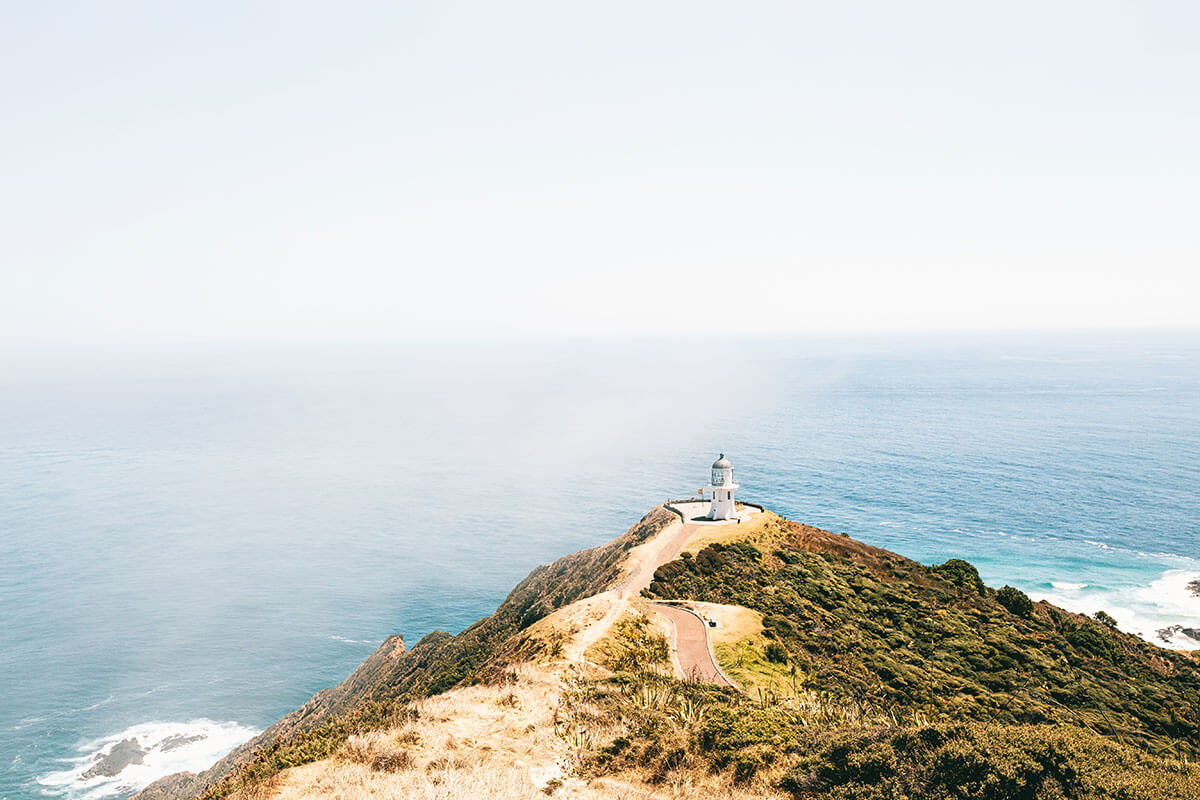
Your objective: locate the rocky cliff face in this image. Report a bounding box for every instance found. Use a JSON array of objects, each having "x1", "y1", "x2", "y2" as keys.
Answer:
[
  {"x1": 137, "y1": 635, "x2": 410, "y2": 800},
  {"x1": 134, "y1": 507, "x2": 677, "y2": 800}
]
